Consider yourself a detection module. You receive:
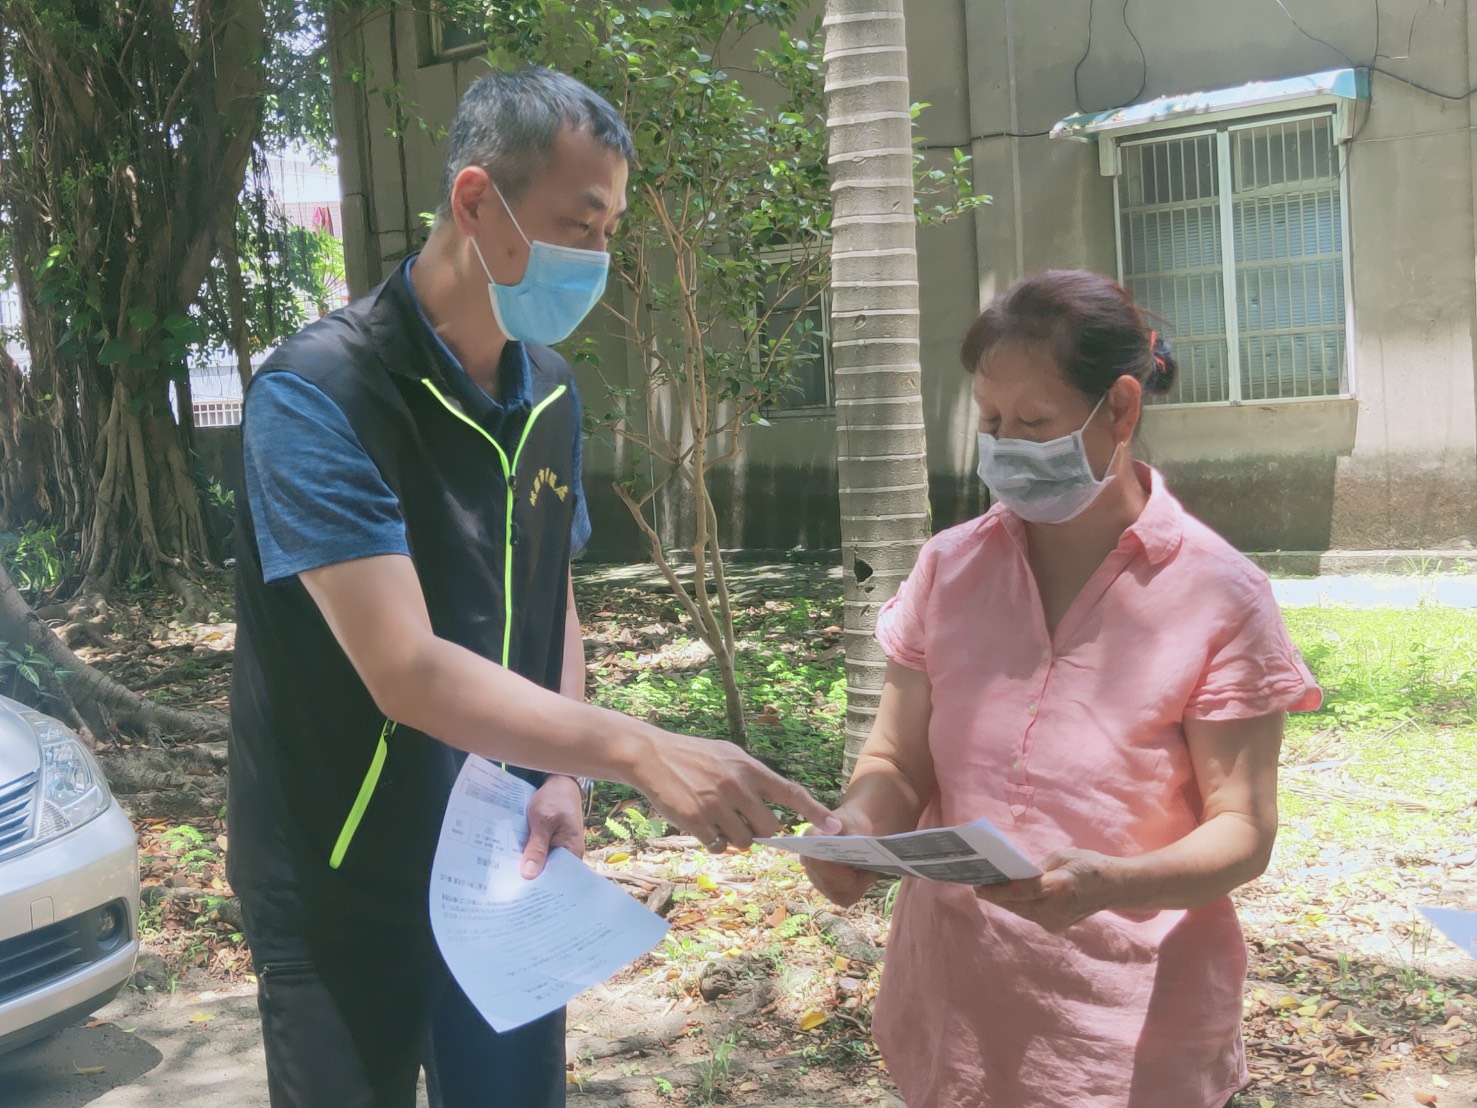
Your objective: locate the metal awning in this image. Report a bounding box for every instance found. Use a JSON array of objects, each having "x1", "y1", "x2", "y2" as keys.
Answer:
[{"x1": 1051, "y1": 67, "x2": 1370, "y2": 173}]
